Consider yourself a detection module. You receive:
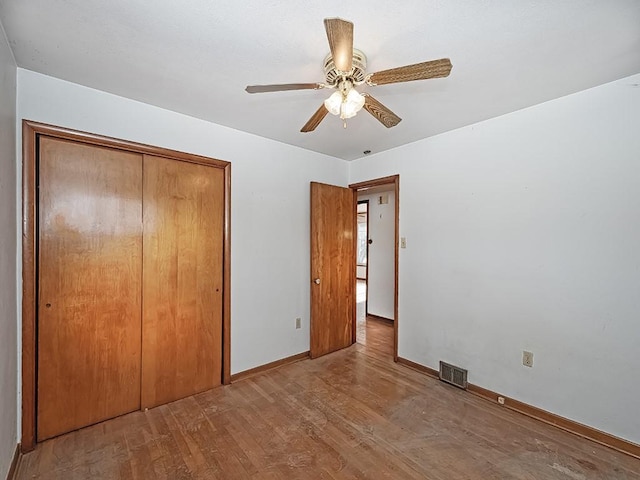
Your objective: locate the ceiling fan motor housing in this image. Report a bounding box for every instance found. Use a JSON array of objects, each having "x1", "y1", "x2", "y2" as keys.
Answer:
[{"x1": 323, "y1": 48, "x2": 367, "y2": 86}]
